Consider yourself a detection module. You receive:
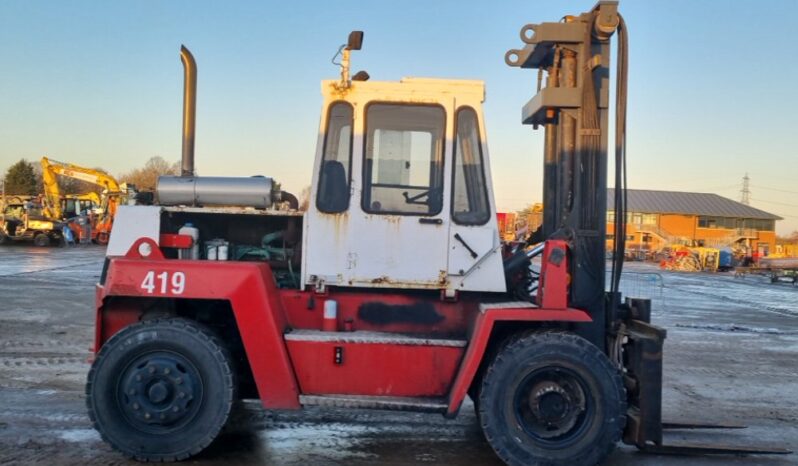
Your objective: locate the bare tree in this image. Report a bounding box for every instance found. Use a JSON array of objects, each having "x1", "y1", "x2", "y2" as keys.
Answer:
[{"x1": 118, "y1": 157, "x2": 180, "y2": 191}]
